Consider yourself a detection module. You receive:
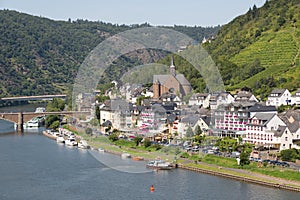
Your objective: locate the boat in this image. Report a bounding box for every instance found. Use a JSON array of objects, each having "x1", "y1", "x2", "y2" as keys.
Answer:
[
  {"x1": 24, "y1": 116, "x2": 45, "y2": 128},
  {"x1": 146, "y1": 160, "x2": 173, "y2": 170},
  {"x1": 43, "y1": 130, "x2": 59, "y2": 140},
  {"x1": 65, "y1": 138, "x2": 78, "y2": 146},
  {"x1": 35, "y1": 107, "x2": 46, "y2": 113},
  {"x1": 78, "y1": 140, "x2": 90, "y2": 149},
  {"x1": 121, "y1": 153, "x2": 131, "y2": 159},
  {"x1": 132, "y1": 156, "x2": 144, "y2": 161},
  {"x1": 56, "y1": 136, "x2": 65, "y2": 143},
  {"x1": 98, "y1": 148, "x2": 105, "y2": 152}
]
